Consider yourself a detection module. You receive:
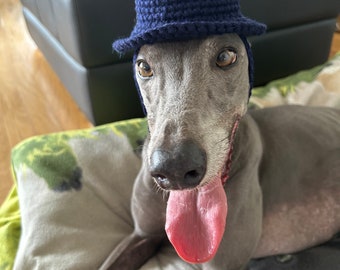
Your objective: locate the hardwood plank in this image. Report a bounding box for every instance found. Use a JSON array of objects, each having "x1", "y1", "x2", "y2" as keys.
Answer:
[
  {"x1": 0, "y1": 0, "x2": 92, "y2": 204},
  {"x1": 330, "y1": 32, "x2": 340, "y2": 58}
]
